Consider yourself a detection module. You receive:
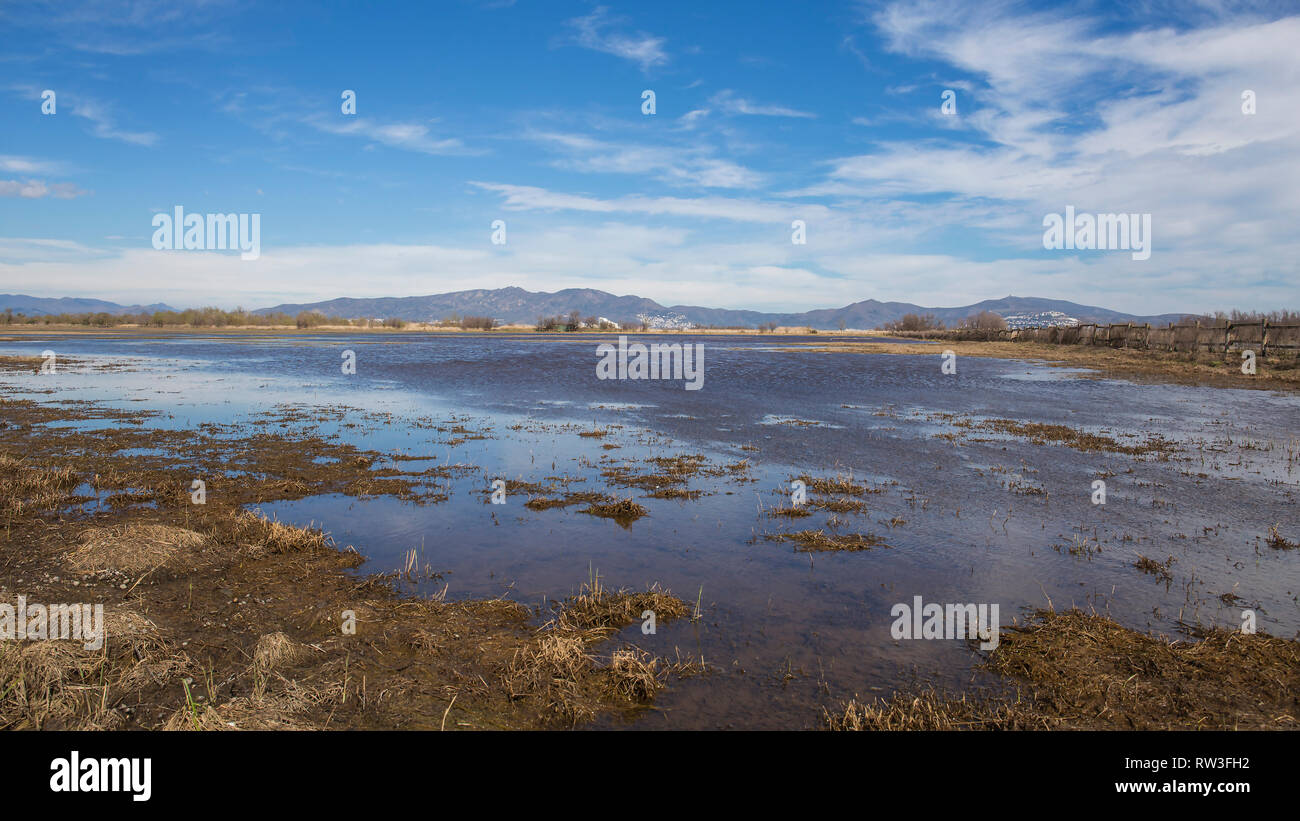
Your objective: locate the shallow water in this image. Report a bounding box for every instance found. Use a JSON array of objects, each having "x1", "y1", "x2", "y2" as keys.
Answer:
[{"x1": 3, "y1": 332, "x2": 1298, "y2": 728}]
